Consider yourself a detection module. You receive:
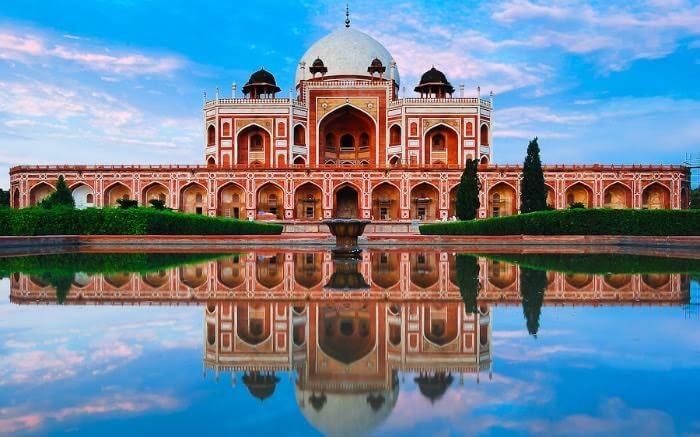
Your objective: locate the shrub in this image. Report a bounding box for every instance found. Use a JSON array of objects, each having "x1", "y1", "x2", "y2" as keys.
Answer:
[
  {"x1": 0, "y1": 188, "x2": 8, "y2": 207},
  {"x1": 456, "y1": 159, "x2": 481, "y2": 220},
  {"x1": 0, "y1": 207, "x2": 282, "y2": 236},
  {"x1": 117, "y1": 198, "x2": 139, "y2": 209},
  {"x1": 419, "y1": 208, "x2": 700, "y2": 236},
  {"x1": 149, "y1": 199, "x2": 166, "y2": 210}
]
